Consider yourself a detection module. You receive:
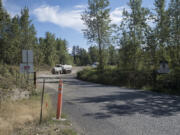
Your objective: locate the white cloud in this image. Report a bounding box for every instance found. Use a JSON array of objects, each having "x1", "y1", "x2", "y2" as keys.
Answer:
[
  {"x1": 33, "y1": 5, "x2": 85, "y2": 31},
  {"x1": 33, "y1": 4, "x2": 128, "y2": 32},
  {"x1": 74, "y1": 4, "x2": 87, "y2": 9},
  {"x1": 68, "y1": 47, "x2": 72, "y2": 54},
  {"x1": 110, "y1": 8, "x2": 123, "y2": 24},
  {"x1": 110, "y1": 6, "x2": 129, "y2": 25}
]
